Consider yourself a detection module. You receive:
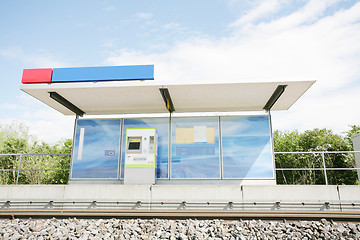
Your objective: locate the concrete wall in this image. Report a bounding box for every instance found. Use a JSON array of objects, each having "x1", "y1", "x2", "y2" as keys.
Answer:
[{"x1": 1, "y1": 185, "x2": 359, "y2": 204}]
